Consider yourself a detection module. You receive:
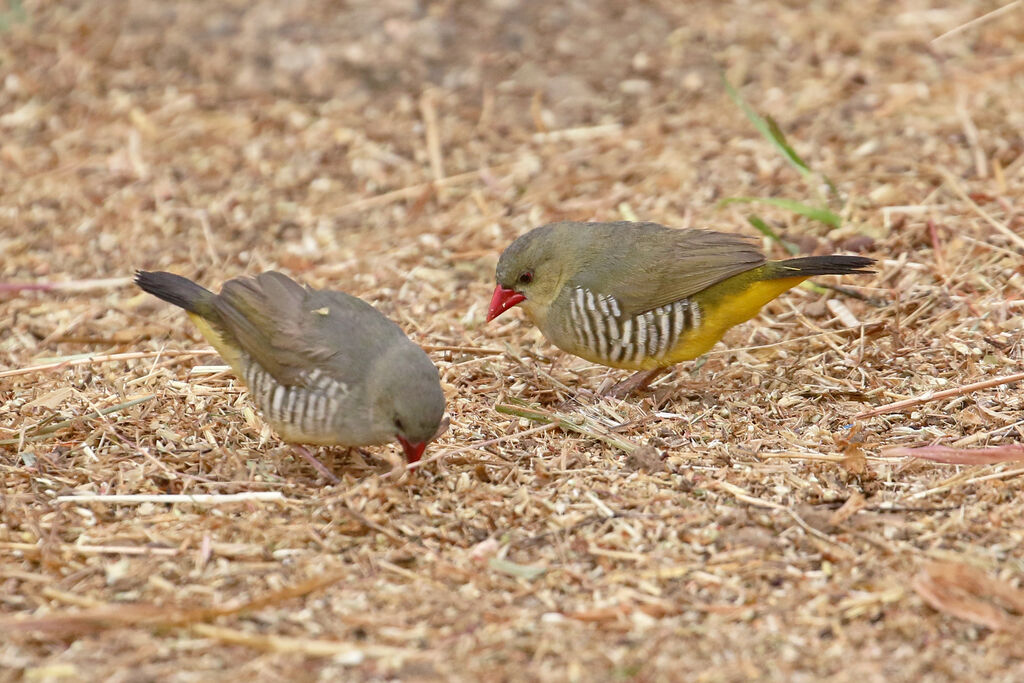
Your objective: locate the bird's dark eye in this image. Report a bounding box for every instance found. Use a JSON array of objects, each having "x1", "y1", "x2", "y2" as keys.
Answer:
[
  {"x1": 394, "y1": 417, "x2": 404, "y2": 431},
  {"x1": 518, "y1": 271, "x2": 533, "y2": 285}
]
